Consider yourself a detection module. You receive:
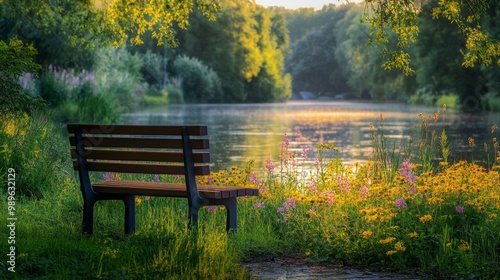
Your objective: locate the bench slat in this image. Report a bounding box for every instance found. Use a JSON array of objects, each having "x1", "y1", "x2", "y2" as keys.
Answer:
[
  {"x1": 67, "y1": 124, "x2": 208, "y2": 136},
  {"x1": 92, "y1": 181, "x2": 259, "y2": 199},
  {"x1": 70, "y1": 149, "x2": 210, "y2": 163},
  {"x1": 69, "y1": 136, "x2": 209, "y2": 149},
  {"x1": 73, "y1": 162, "x2": 210, "y2": 175}
]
